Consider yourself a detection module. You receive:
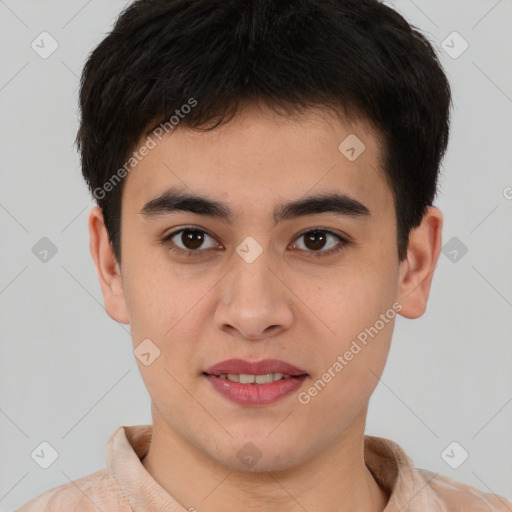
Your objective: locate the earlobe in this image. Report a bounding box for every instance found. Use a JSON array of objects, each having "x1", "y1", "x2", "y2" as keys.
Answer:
[
  {"x1": 88, "y1": 205, "x2": 130, "y2": 324},
  {"x1": 397, "y1": 206, "x2": 443, "y2": 319}
]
